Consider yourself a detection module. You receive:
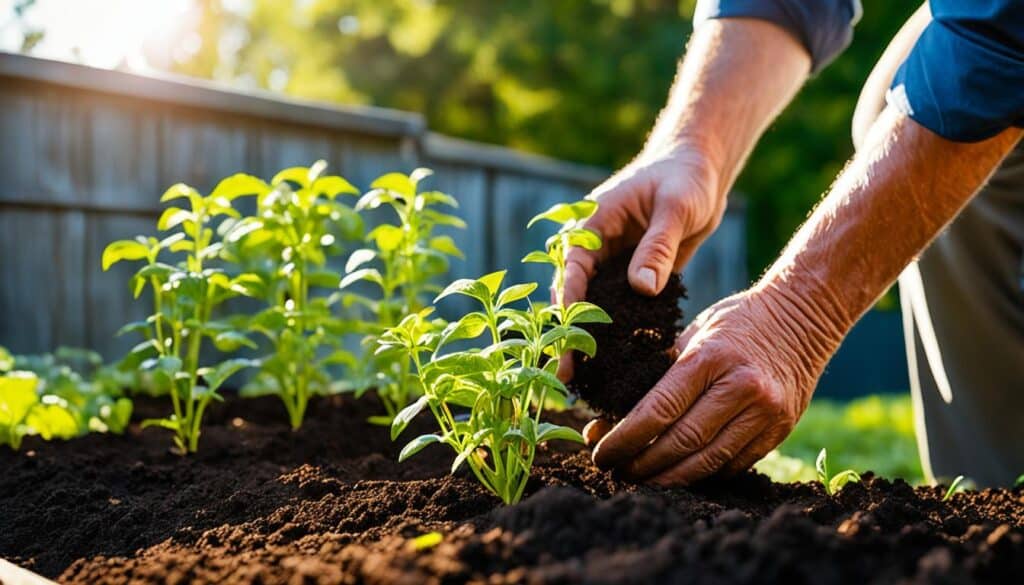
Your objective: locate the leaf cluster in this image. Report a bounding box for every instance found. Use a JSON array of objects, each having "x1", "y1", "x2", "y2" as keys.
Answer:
[{"x1": 385, "y1": 200, "x2": 607, "y2": 504}]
